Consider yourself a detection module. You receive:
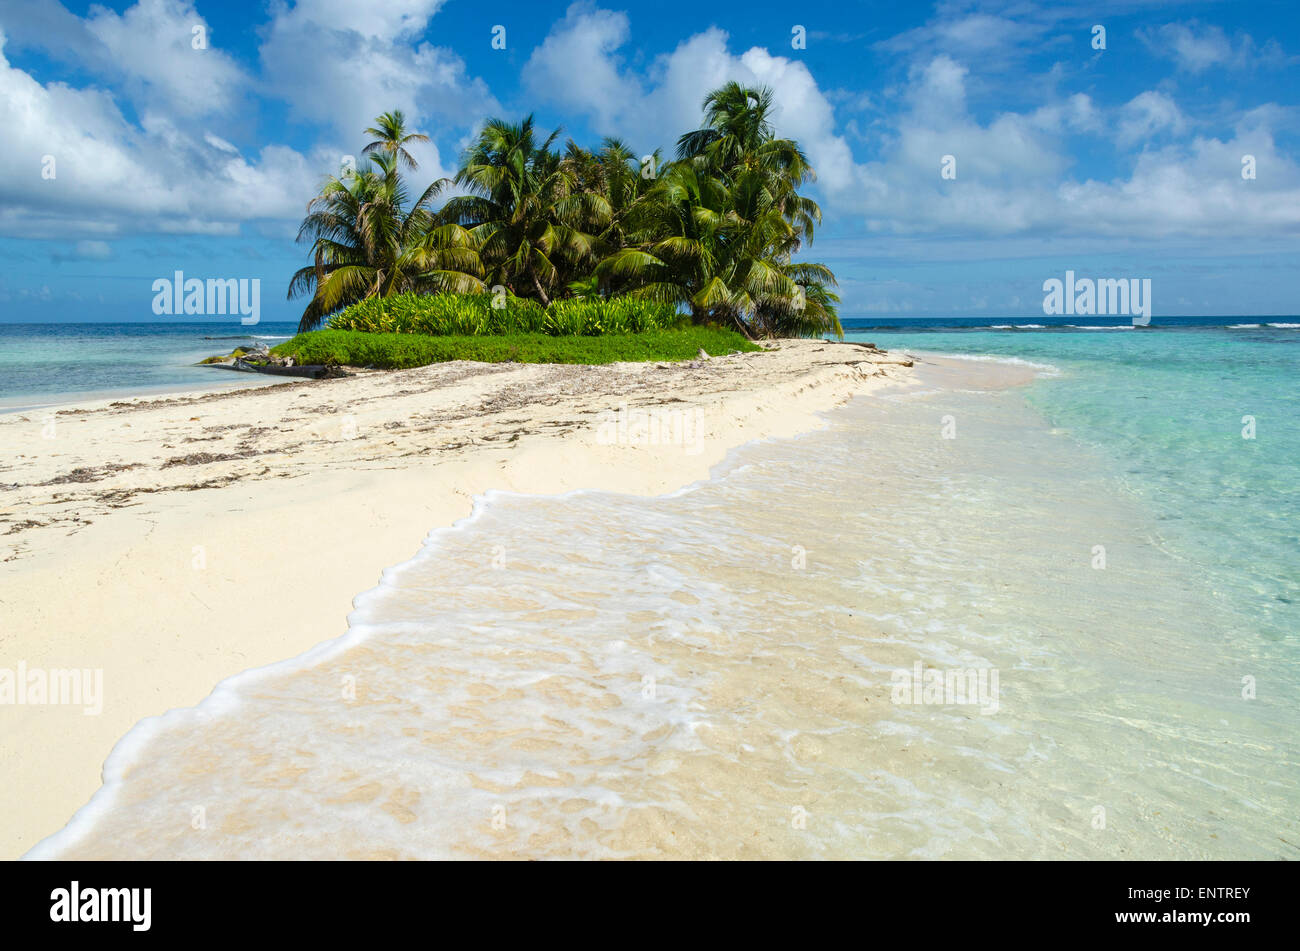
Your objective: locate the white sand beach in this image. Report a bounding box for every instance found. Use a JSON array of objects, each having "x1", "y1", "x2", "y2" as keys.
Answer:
[{"x1": 0, "y1": 339, "x2": 913, "y2": 858}]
